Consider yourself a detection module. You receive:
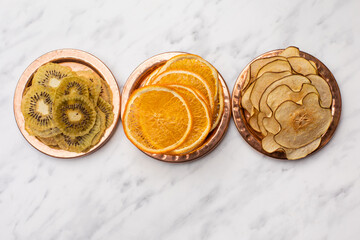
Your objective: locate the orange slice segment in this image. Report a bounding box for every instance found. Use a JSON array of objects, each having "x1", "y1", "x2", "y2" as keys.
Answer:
[
  {"x1": 167, "y1": 85, "x2": 211, "y2": 154},
  {"x1": 150, "y1": 70, "x2": 214, "y2": 112},
  {"x1": 123, "y1": 85, "x2": 192, "y2": 153},
  {"x1": 157, "y1": 54, "x2": 219, "y2": 104},
  {"x1": 210, "y1": 81, "x2": 224, "y2": 131}
]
